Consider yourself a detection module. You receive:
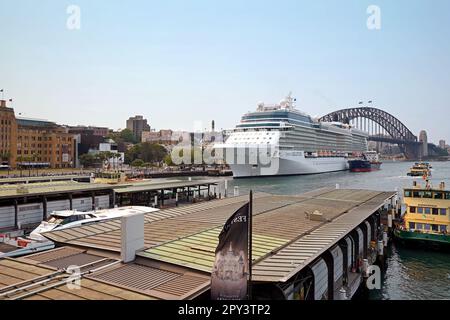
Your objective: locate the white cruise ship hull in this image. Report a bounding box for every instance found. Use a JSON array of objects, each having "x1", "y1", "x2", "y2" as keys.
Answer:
[{"x1": 229, "y1": 155, "x2": 349, "y2": 178}]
